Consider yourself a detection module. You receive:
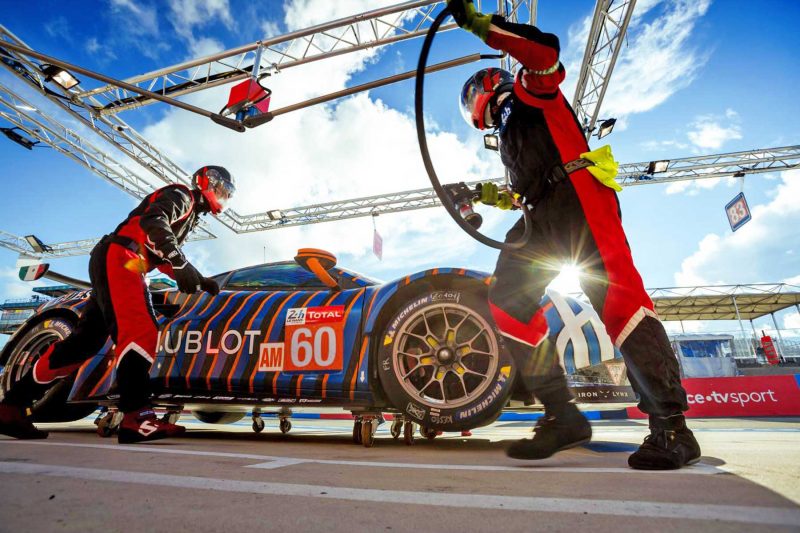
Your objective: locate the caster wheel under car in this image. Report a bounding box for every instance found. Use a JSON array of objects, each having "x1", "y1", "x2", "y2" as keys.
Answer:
[
  {"x1": 361, "y1": 419, "x2": 375, "y2": 448},
  {"x1": 403, "y1": 421, "x2": 415, "y2": 446},
  {"x1": 252, "y1": 417, "x2": 265, "y2": 433},
  {"x1": 279, "y1": 419, "x2": 292, "y2": 434},
  {"x1": 421, "y1": 426, "x2": 438, "y2": 440},
  {"x1": 95, "y1": 410, "x2": 122, "y2": 438},
  {"x1": 353, "y1": 418, "x2": 363, "y2": 445},
  {"x1": 390, "y1": 419, "x2": 402, "y2": 440}
]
